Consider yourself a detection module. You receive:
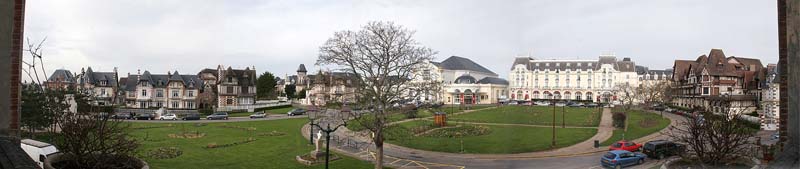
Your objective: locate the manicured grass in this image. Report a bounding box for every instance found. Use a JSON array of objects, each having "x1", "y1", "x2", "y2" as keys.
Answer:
[
  {"x1": 601, "y1": 109, "x2": 671, "y2": 146},
  {"x1": 449, "y1": 106, "x2": 601, "y2": 127},
  {"x1": 385, "y1": 120, "x2": 596, "y2": 154},
  {"x1": 128, "y1": 118, "x2": 376, "y2": 169},
  {"x1": 348, "y1": 106, "x2": 497, "y2": 131}
]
